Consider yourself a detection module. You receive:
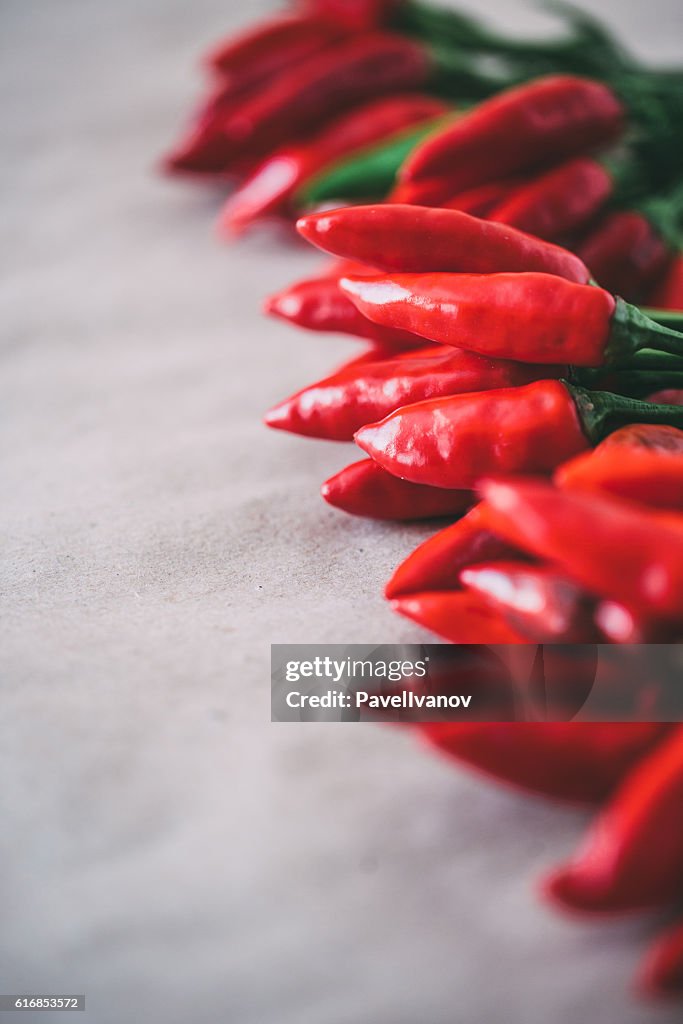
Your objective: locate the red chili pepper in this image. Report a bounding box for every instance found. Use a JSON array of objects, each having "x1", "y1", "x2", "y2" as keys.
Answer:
[
  {"x1": 555, "y1": 439, "x2": 683, "y2": 510},
  {"x1": 264, "y1": 346, "x2": 561, "y2": 440},
  {"x1": 421, "y1": 723, "x2": 670, "y2": 804},
  {"x1": 297, "y1": 205, "x2": 590, "y2": 281},
  {"x1": 203, "y1": 13, "x2": 345, "y2": 79},
  {"x1": 355, "y1": 381, "x2": 569, "y2": 487},
  {"x1": 544, "y1": 726, "x2": 683, "y2": 911},
  {"x1": 385, "y1": 504, "x2": 522, "y2": 599},
  {"x1": 340, "y1": 271, "x2": 683, "y2": 366},
  {"x1": 487, "y1": 156, "x2": 613, "y2": 242},
  {"x1": 594, "y1": 600, "x2": 680, "y2": 643},
  {"x1": 264, "y1": 275, "x2": 422, "y2": 350},
  {"x1": 639, "y1": 919, "x2": 683, "y2": 996},
  {"x1": 479, "y1": 477, "x2": 683, "y2": 618},
  {"x1": 443, "y1": 178, "x2": 522, "y2": 216},
  {"x1": 218, "y1": 95, "x2": 448, "y2": 232},
  {"x1": 598, "y1": 423, "x2": 683, "y2": 452},
  {"x1": 388, "y1": 175, "x2": 467, "y2": 206},
  {"x1": 162, "y1": 79, "x2": 263, "y2": 177},
  {"x1": 576, "y1": 211, "x2": 672, "y2": 303},
  {"x1": 391, "y1": 590, "x2": 527, "y2": 643},
  {"x1": 297, "y1": 0, "x2": 398, "y2": 31},
  {"x1": 647, "y1": 254, "x2": 683, "y2": 311},
  {"x1": 460, "y1": 561, "x2": 600, "y2": 642},
  {"x1": 646, "y1": 389, "x2": 683, "y2": 406},
  {"x1": 216, "y1": 33, "x2": 432, "y2": 161},
  {"x1": 400, "y1": 75, "x2": 623, "y2": 191},
  {"x1": 320, "y1": 459, "x2": 474, "y2": 520}
]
